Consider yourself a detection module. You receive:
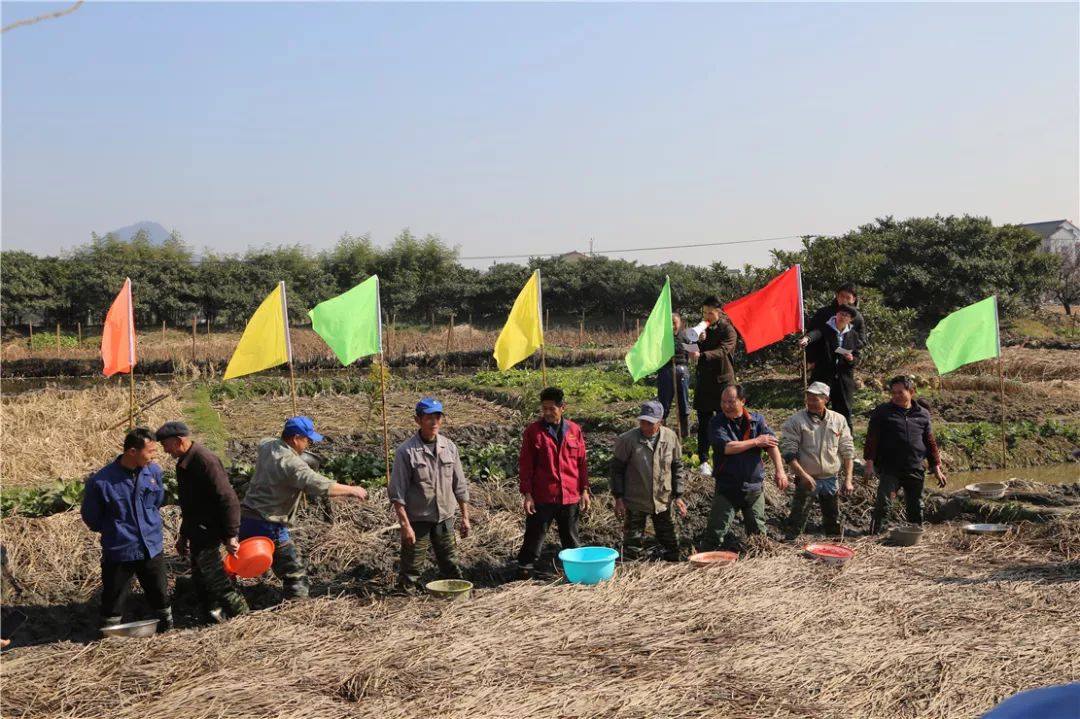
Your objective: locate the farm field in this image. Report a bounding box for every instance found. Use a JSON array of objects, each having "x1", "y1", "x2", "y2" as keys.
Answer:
[{"x1": 1, "y1": 332, "x2": 1078, "y2": 719}]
